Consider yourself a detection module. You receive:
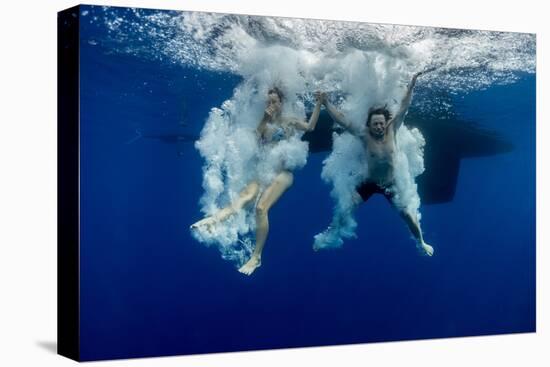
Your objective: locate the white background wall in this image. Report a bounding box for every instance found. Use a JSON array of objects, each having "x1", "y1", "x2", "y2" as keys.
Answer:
[{"x1": 0, "y1": 0, "x2": 547, "y2": 366}]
